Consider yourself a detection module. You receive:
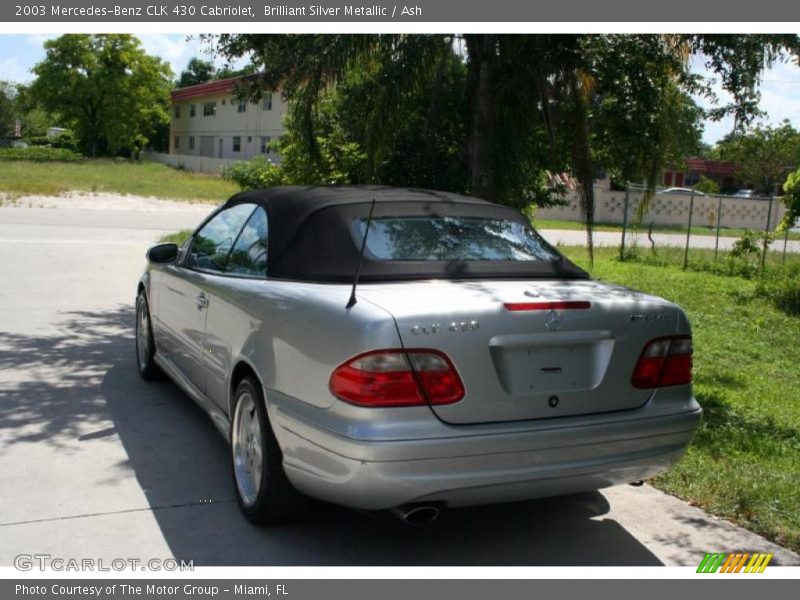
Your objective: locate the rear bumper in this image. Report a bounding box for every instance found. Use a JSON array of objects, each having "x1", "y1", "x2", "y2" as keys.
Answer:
[{"x1": 270, "y1": 394, "x2": 702, "y2": 511}]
